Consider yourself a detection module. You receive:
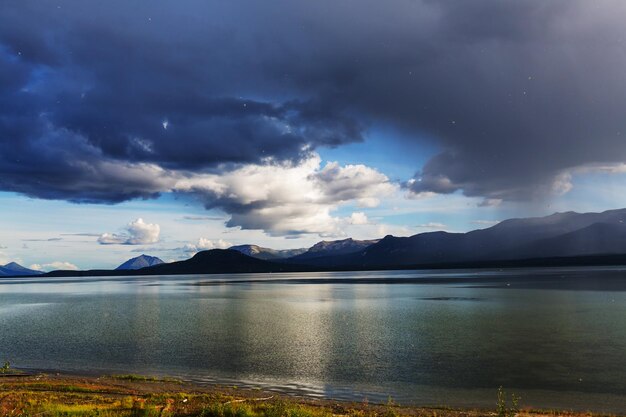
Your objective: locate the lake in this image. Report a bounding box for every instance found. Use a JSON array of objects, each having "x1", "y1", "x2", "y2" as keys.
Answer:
[{"x1": 1, "y1": 267, "x2": 625, "y2": 412}]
